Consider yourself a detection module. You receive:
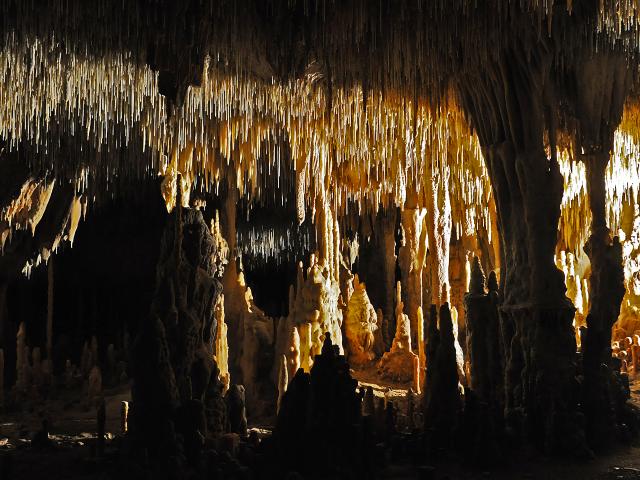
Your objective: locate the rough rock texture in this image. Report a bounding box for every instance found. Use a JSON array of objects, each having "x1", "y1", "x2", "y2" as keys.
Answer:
[
  {"x1": 458, "y1": 34, "x2": 585, "y2": 453},
  {"x1": 344, "y1": 275, "x2": 379, "y2": 365},
  {"x1": 214, "y1": 293, "x2": 230, "y2": 394},
  {"x1": 378, "y1": 282, "x2": 418, "y2": 383},
  {"x1": 225, "y1": 384, "x2": 248, "y2": 436},
  {"x1": 426, "y1": 164, "x2": 452, "y2": 309},
  {"x1": 616, "y1": 210, "x2": 640, "y2": 342},
  {"x1": 423, "y1": 304, "x2": 463, "y2": 452},
  {"x1": 273, "y1": 335, "x2": 366, "y2": 477},
  {"x1": 130, "y1": 205, "x2": 225, "y2": 460},
  {"x1": 279, "y1": 256, "x2": 344, "y2": 374},
  {"x1": 235, "y1": 271, "x2": 276, "y2": 417},
  {"x1": 464, "y1": 259, "x2": 504, "y2": 455},
  {"x1": 380, "y1": 209, "x2": 398, "y2": 349},
  {"x1": 398, "y1": 198, "x2": 427, "y2": 343},
  {"x1": 569, "y1": 51, "x2": 631, "y2": 450}
]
